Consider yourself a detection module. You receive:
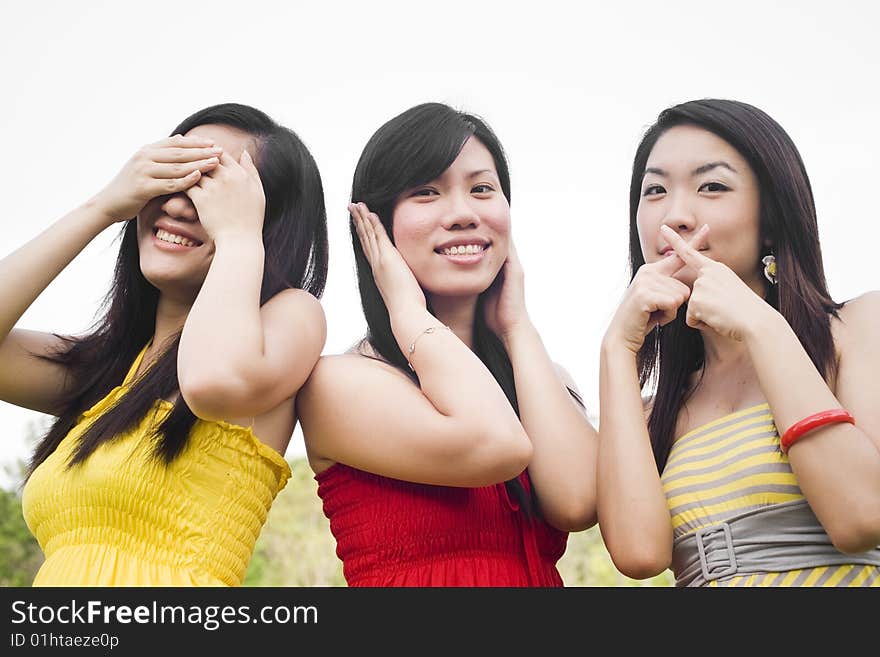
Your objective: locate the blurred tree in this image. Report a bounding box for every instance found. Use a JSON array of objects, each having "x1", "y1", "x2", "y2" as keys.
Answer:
[
  {"x1": 0, "y1": 455, "x2": 43, "y2": 586},
  {"x1": 244, "y1": 459, "x2": 345, "y2": 586}
]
